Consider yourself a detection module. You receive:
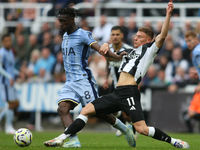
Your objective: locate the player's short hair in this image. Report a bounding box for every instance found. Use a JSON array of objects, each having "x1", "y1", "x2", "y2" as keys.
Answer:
[
  {"x1": 1, "y1": 33, "x2": 10, "y2": 41},
  {"x1": 185, "y1": 30, "x2": 197, "y2": 38},
  {"x1": 111, "y1": 26, "x2": 123, "y2": 33},
  {"x1": 57, "y1": 5, "x2": 80, "y2": 18},
  {"x1": 138, "y1": 27, "x2": 154, "y2": 40}
]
